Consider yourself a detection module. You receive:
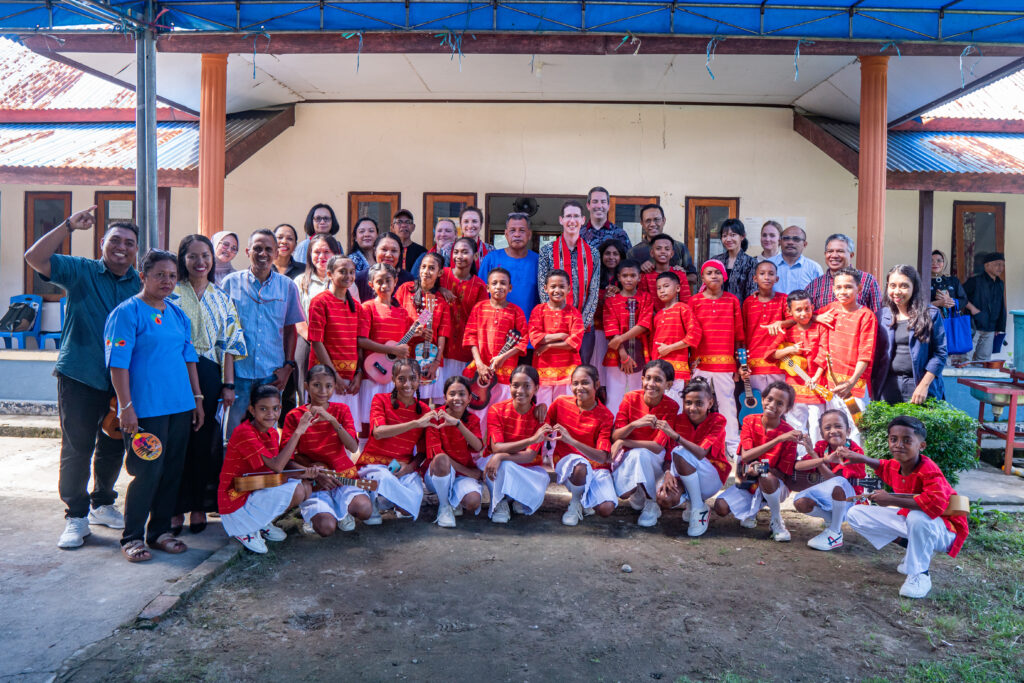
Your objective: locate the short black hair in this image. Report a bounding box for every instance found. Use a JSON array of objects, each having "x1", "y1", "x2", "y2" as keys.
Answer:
[
  {"x1": 787, "y1": 289, "x2": 812, "y2": 307},
  {"x1": 764, "y1": 380, "x2": 795, "y2": 411},
  {"x1": 655, "y1": 271, "x2": 680, "y2": 286},
  {"x1": 106, "y1": 221, "x2": 140, "y2": 238},
  {"x1": 487, "y1": 266, "x2": 511, "y2": 282},
  {"x1": 616, "y1": 259, "x2": 642, "y2": 276},
  {"x1": 249, "y1": 228, "x2": 277, "y2": 245},
  {"x1": 835, "y1": 266, "x2": 862, "y2": 285},
  {"x1": 639, "y1": 204, "x2": 664, "y2": 219},
  {"x1": 888, "y1": 415, "x2": 927, "y2": 440},
  {"x1": 140, "y1": 248, "x2": 176, "y2": 275},
  {"x1": 304, "y1": 203, "x2": 340, "y2": 237},
  {"x1": 546, "y1": 268, "x2": 571, "y2": 285},
  {"x1": 650, "y1": 233, "x2": 675, "y2": 248},
  {"x1": 755, "y1": 259, "x2": 777, "y2": 274}
]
